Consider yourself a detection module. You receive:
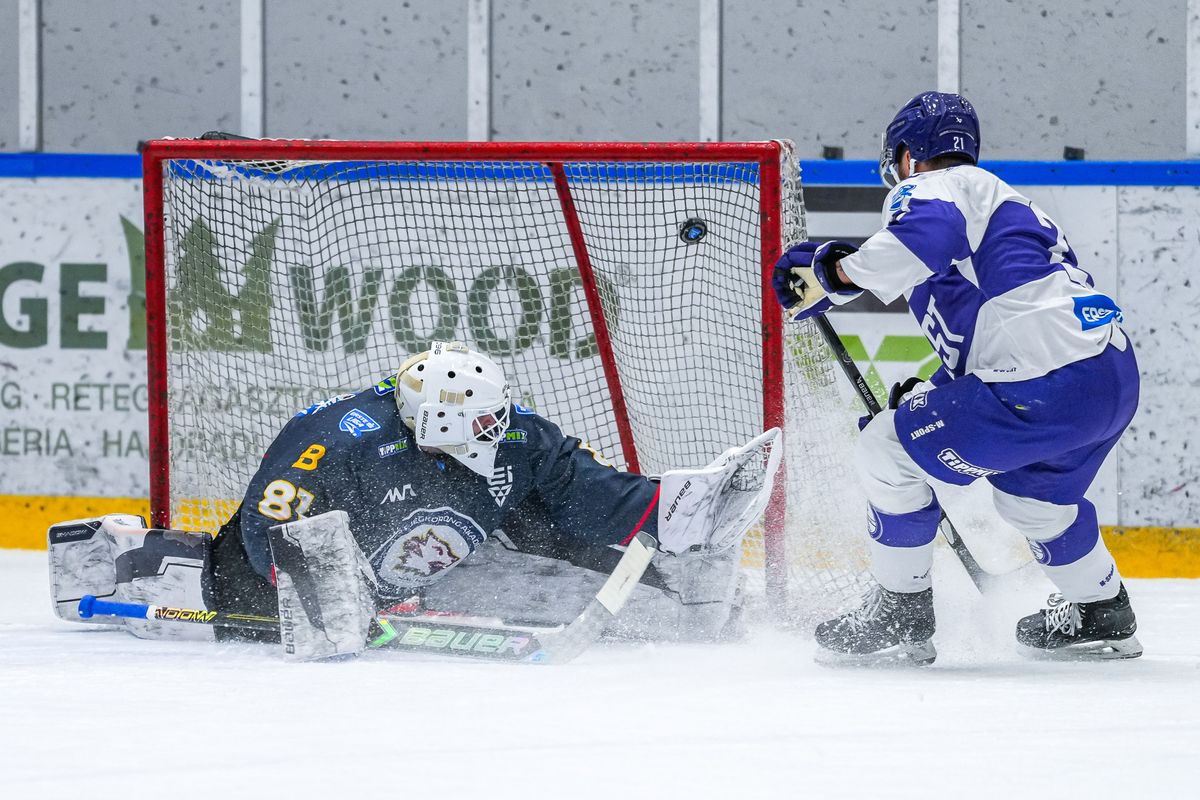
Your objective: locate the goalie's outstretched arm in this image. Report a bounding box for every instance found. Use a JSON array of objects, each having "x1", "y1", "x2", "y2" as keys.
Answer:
[{"x1": 521, "y1": 411, "x2": 660, "y2": 547}]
